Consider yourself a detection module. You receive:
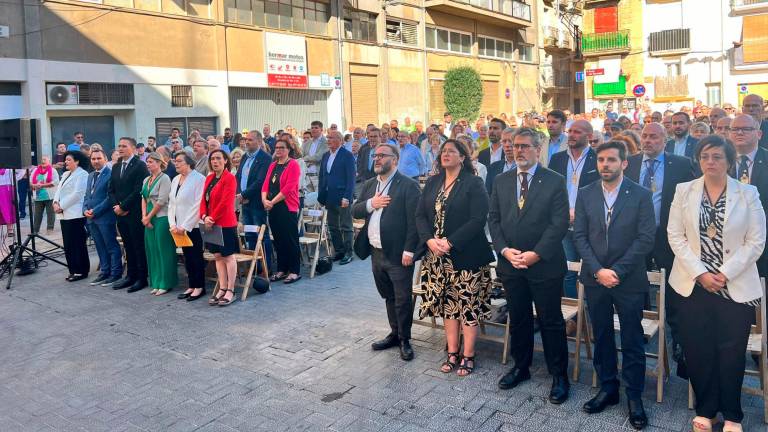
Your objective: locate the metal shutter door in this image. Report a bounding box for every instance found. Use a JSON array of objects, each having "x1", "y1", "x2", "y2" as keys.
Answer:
[
  {"x1": 350, "y1": 74, "x2": 378, "y2": 128},
  {"x1": 187, "y1": 117, "x2": 218, "y2": 137},
  {"x1": 481, "y1": 81, "x2": 499, "y2": 116},
  {"x1": 744, "y1": 15, "x2": 768, "y2": 64},
  {"x1": 229, "y1": 88, "x2": 328, "y2": 132},
  {"x1": 155, "y1": 118, "x2": 187, "y2": 142},
  {"x1": 429, "y1": 80, "x2": 445, "y2": 124}
]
